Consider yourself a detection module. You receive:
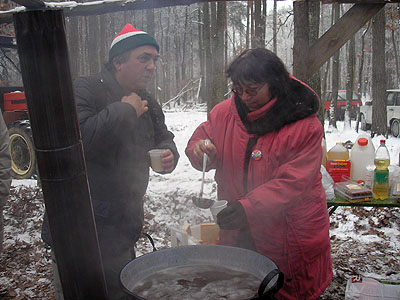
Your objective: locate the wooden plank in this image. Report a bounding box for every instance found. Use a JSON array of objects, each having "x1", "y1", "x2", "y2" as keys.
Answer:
[
  {"x1": 306, "y1": 3, "x2": 385, "y2": 79},
  {"x1": 13, "y1": 9, "x2": 108, "y2": 300},
  {"x1": 12, "y1": 0, "x2": 44, "y2": 9},
  {"x1": 305, "y1": 0, "x2": 400, "y2": 3},
  {"x1": 0, "y1": 0, "x2": 238, "y2": 24},
  {"x1": 327, "y1": 196, "x2": 400, "y2": 207}
]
